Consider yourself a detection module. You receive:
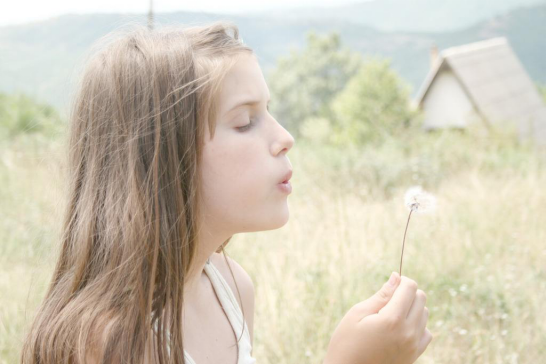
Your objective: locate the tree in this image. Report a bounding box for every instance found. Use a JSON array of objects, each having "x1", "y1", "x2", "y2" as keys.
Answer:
[
  {"x1": 329, "y1": 57, "x2": 420, "y2": 147},
  {"x1": 0, "y1": 92, "x2": 64, "y2": 139},
  {"x1": 266, "y1": 31, "x2": 363, "y2": 138}
]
